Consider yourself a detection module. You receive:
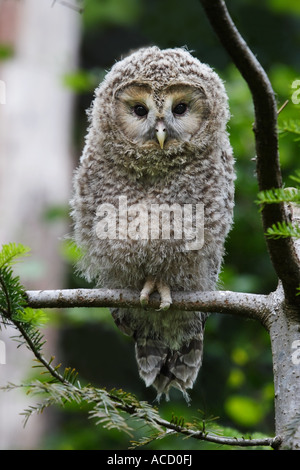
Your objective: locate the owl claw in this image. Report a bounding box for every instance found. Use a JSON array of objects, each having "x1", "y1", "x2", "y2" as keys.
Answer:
[
  {"x1": 157, "y1": 281, "x2": 172, "y2": 311},
  {"x1": 140, "y1": 278, "x2": 156, "y2": 308},
  {"x1": 140, "y1": 294, "x2": 149, "y2": 308},
  {"x1": 140, "y1": 278, "x2": 172, "y2": 311},
  {"x1": 157, "y1": 300, "x2": 171, "y2": 311}
]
